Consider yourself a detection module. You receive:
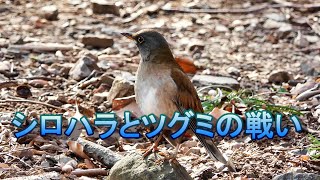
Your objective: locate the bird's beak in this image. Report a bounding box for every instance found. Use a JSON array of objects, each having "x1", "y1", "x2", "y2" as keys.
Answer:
[{"x1": 121, "y1": 32, "x2": 134, "y2": 40}]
